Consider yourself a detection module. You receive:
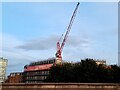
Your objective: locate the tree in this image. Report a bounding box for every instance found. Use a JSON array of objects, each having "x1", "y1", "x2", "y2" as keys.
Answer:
[{"x1": 44, "y1": 59, "x2": 120, "y2": 83}]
